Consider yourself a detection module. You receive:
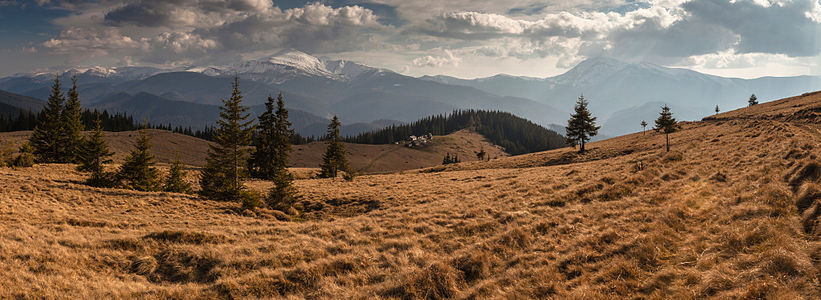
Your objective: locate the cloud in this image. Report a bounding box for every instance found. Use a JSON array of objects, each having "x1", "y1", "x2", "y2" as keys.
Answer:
[
  {"x1": 196, "y1": 3, "x2": 386, "y2": 55},
  {"x1": 473, "y1": 37, "x2": 581, "y2": 59},
  {"x1": 407, "y1": 0, "x2": 821, "y2": 68},
  {"x1": 40, "y1": 1, "x2": 388, "y2": 64},
  {"x1": 412, "y1": 49, "x2": 462, "y2": 67},
  {"x1": 13, "y1": 0, "x2": 821, "y2": 79},
  {"x1": 285, "y1": 3, "x2": 379, "y2": 26},
  {"x1": 419, "y1": 5, "x2": 682, "y2": 40},
  {"x1": 150, "y1": 32, "x2": 217, "y2": 54},
  {"x1": 103, "y1": 0, "x2": 270, "y2": 28},
  {"x1": 42, "y1": 27, "x2": 144, "y2": 57},
  {"x1": 680, "y1": 0, "x2": 821, "y2": 57}
]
